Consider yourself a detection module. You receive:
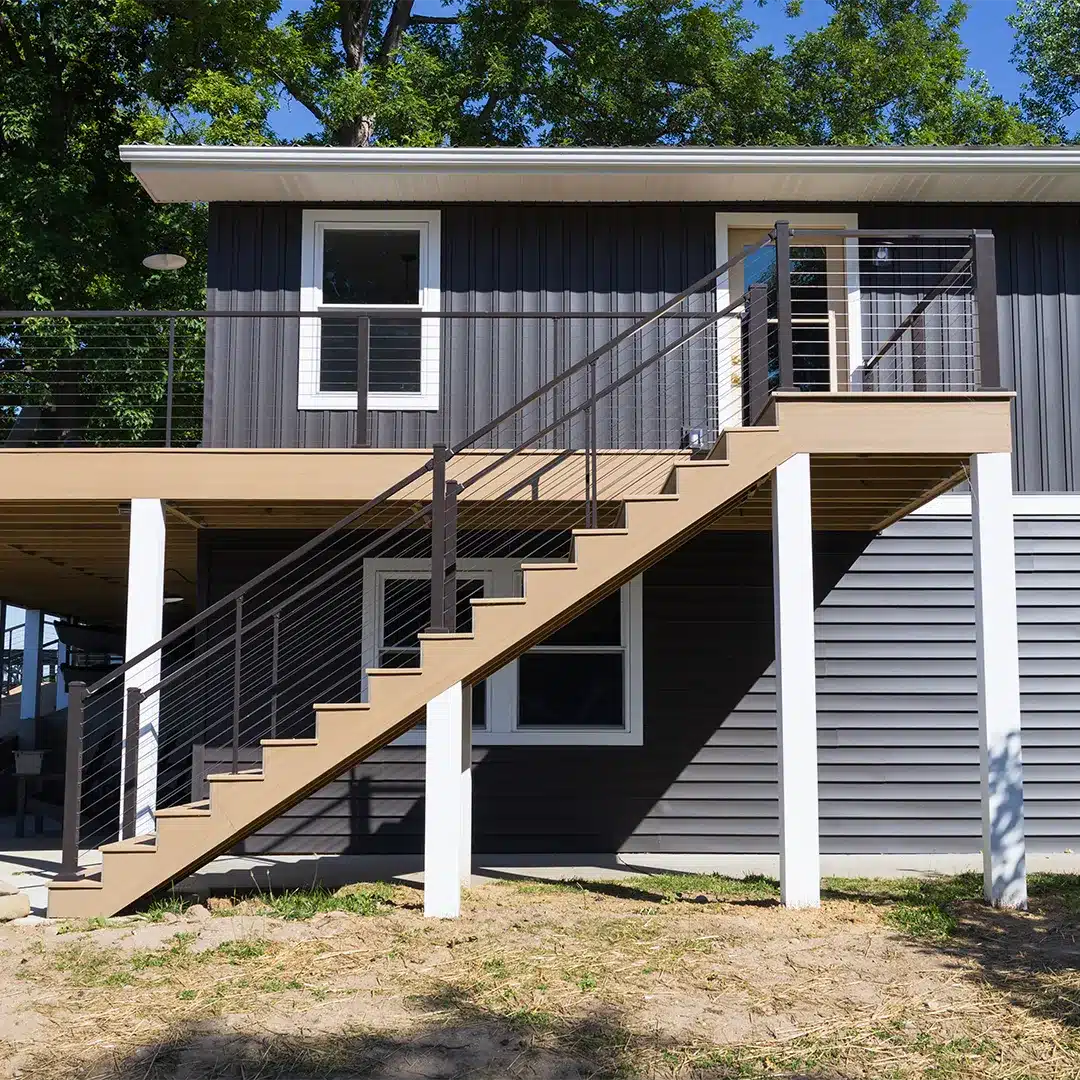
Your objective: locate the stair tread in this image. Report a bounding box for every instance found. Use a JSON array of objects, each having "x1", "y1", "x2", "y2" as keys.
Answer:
[
  {"x1": 621, "y1": 494, "x2": 681, "y2": 502},
  {"x1": 49, "y1": 873, "x2": 103, "y2": 890},
  {"x1": 520, "y1": 561, "x2": 578, "y2": 571},
  {"x1": 261, "y1": 738, "x2": 319, "y2": 747},
  {"x1": 416, "y1": 631, "x2": 475, "y2": 641},
  {"x1": 207, "y1": 770, "x2": 264, "y2": 782},
  {"x1": 101, "y1": 837, "x2": 157, "y2": 854},
  {"x1": 314, "y1": 701, "x2": 371, "y2": 711},
  {"x1": 366, "y1": 667, "x2": 424, "y2": 676},
  {"x1": 155, "y1": 801, "x2": 210, "y2": 819},
  {"x1": 571, "y1": 528, "x2": 630, "y2": 537},
  {"x1": 471, "y1": 596, "x2": 527, "y2": 606}
]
